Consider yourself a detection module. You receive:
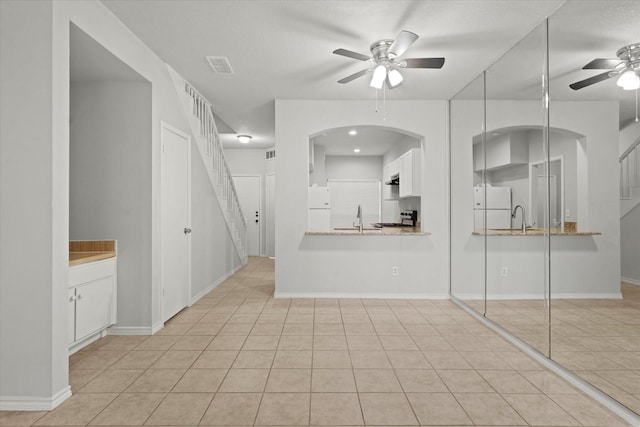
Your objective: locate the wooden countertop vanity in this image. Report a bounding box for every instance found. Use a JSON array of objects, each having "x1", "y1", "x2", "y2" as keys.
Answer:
[{"x1": 69, "y1": 240, "x2": 116, "y2": 266}]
